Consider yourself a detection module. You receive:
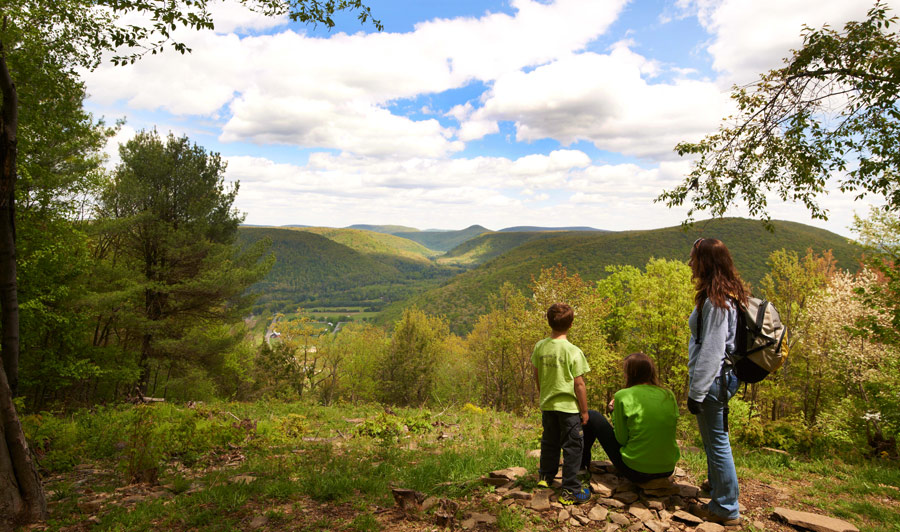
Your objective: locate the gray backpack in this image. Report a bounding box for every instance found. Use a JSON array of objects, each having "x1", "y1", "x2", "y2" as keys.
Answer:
[
  {"x1": 697, "y1": 297, "x2": 789, "y2": 383},
  {"x1": 731, "y1": 297, "x2": 789, "y2": 383}
]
